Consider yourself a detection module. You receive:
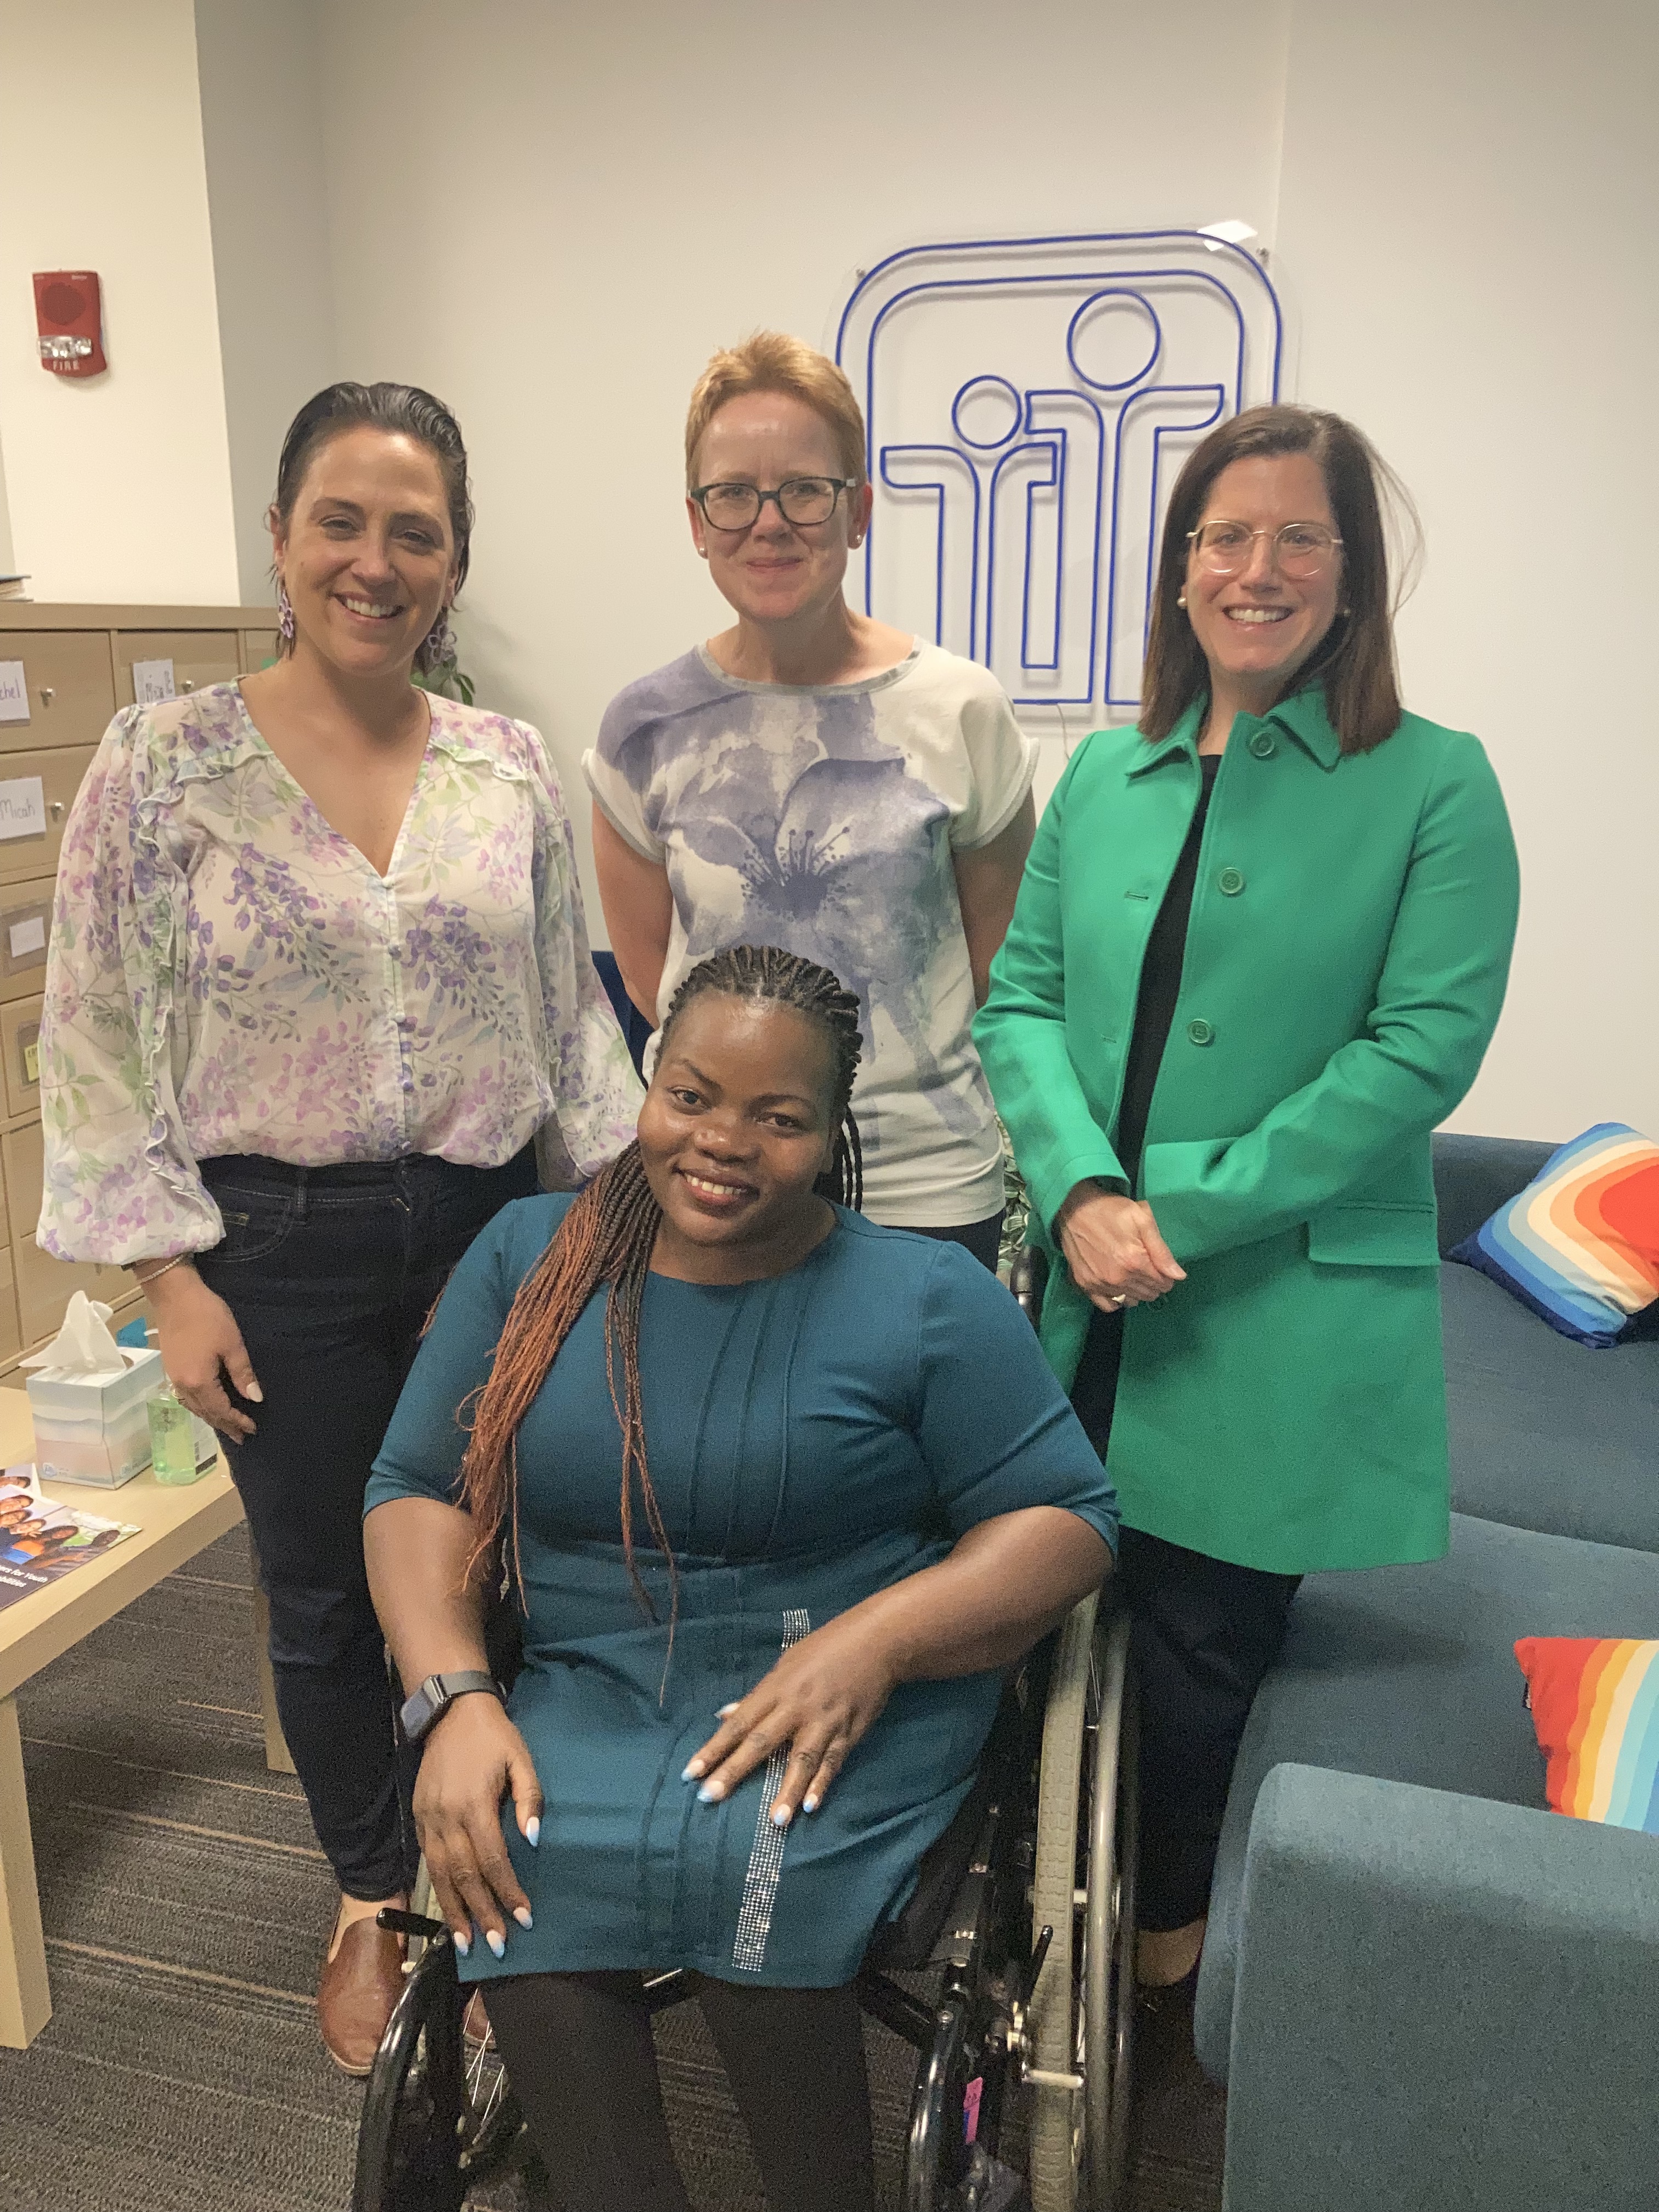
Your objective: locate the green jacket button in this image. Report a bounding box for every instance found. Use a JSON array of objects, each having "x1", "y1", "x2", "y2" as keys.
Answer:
[
  {"x1": 1218, "y1": 867, "x2": 1245, "y2": 895},
  {"x1": 1187, "y1": 1018, "x2": 1215, "y2": 1046},
  {"x1": 1248, "y1": 730, "x2": 1276, "y2": 758}
]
